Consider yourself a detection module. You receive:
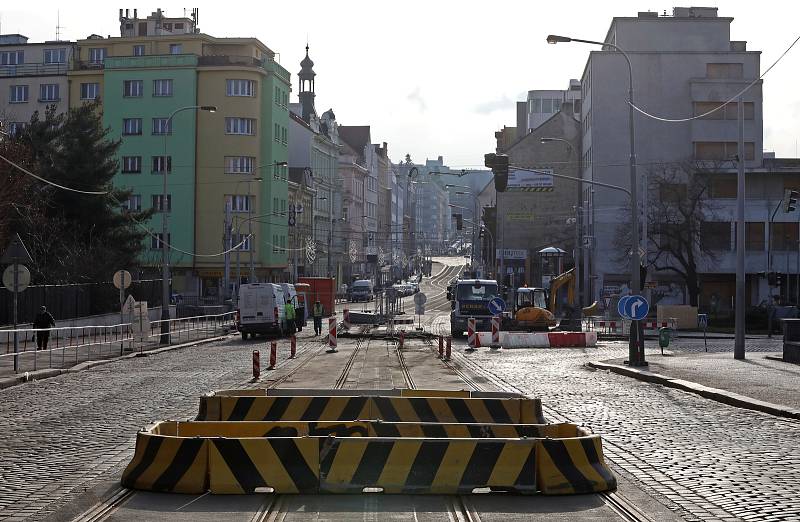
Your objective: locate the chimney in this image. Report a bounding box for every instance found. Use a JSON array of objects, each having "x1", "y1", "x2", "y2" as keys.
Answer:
[
  {"x1": 120, "y1": 9, "x2": 123, "y2": 20},
  {"x1": 134, "y1": 8, "x2": 137, "y2": 18}
]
